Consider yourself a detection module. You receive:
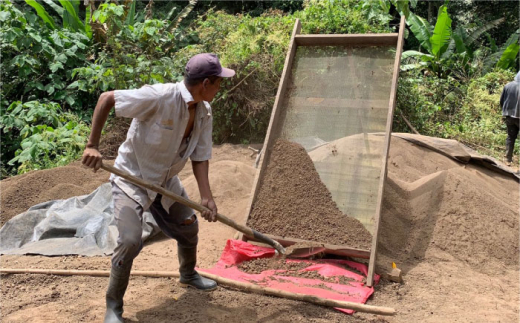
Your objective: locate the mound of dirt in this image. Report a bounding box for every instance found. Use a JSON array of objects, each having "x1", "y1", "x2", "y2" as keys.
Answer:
[
  {"x1": 0, "y1": 144, "x2": 256, "y2": 227},
  {"x1": 236, "y1": 258, "x2": 357, "y2": 285},
  {"x1": 248, "y1": 135, "x2": 518, "y2": 271},
  {"x1": 237, "y1": 258, "x2": 311, "y2": 274},
  {"x1": 380, "y1": 137, "x2": 519, "y2": 269},
  {"x1": 183, "y1": 160, "x2": 256, "y2": 202},
  {"x1": 0, "y1": 162, "x2": 112, "y2": 226},
  {"x1": 247, "y1": 139, "x2": 373, "y2": 249}
]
